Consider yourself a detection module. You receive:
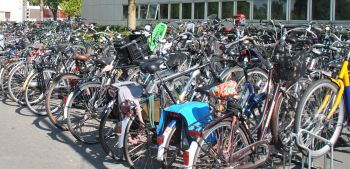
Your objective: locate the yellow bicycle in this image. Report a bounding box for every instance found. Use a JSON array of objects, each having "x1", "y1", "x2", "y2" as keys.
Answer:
[{"x1": 295, "y1": 51, "x2": 350, "y2": 157}]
